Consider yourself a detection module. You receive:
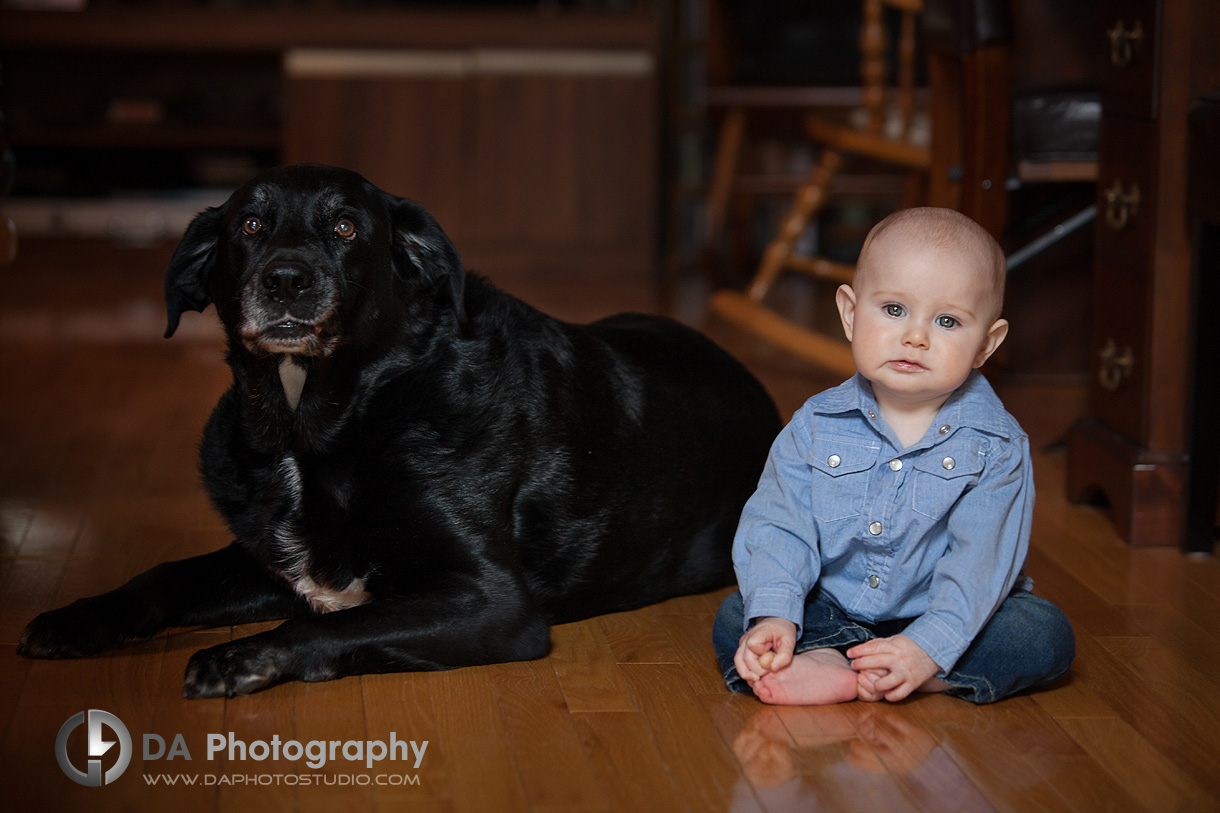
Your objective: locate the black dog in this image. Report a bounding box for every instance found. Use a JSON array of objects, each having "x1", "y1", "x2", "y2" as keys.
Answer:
[{"x1": 19, "y1": 164, "x2": 780, "y2": 698}]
